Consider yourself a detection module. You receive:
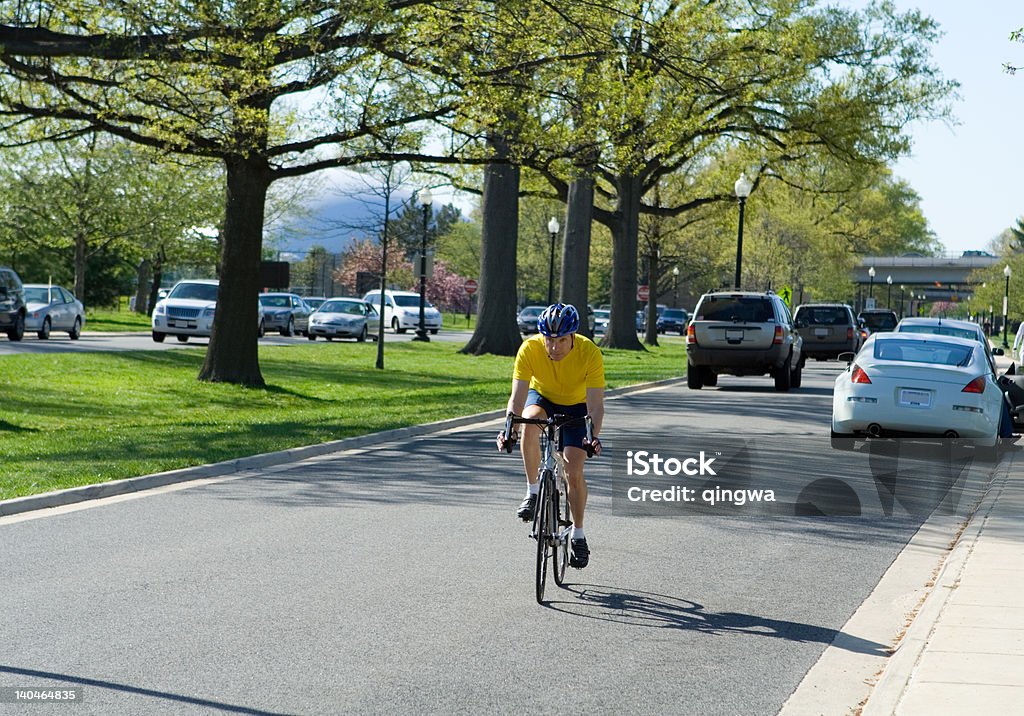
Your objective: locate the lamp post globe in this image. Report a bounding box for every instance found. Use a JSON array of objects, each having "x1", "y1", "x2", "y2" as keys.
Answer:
[
  {"x1": 868, "y1": 266, "x2": 875, "y2": 300},
  {"x1": 886, "y1": 275, "x2": 892, "y2": 308},
  {"x1": 413, "y1": 188, "x2": 433, "y2": 342},
  {"x1": 733, "y1": 172, "x2": 753, "y2": 290},
  {"x1": 672, "y1": 265, "x2": 680, "y2": 305},
  {"x1": 547, "y1": 216, "x2": 560, "y2": 305}
]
